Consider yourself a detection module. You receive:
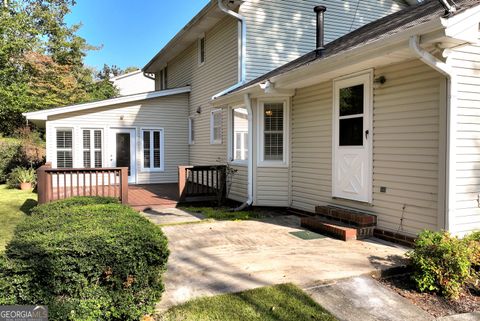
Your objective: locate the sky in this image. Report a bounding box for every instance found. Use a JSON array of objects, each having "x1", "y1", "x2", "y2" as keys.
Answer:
[{"x1": 65, "y1": 0, "x2": 210, "y2": 71}]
